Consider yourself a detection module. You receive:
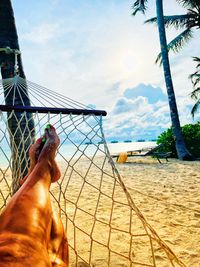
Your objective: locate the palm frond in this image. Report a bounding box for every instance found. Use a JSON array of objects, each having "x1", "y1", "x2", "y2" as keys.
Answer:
[
  {"x1": 190, "y1": 55, "x2": 200, "y2": 118},
  {"x1": 155, "y1": 52, "x2": 162, "y2": 66},
  {"x1": 165, "y1": 28, "x2": 193, "y2": 53},
  {"x1": 190, "y1": 57, "x2": 200, "y2": 86},
  {"x1": 145, "y1": 15, "x2": 194, "y2": 29},
  {"x1": 192, "y1": 56, "x2": 200, "y2": 61},
  {"x1": 190, "y1": 73, "x2": 200, "y2": 86},
  {"x1": 191, "y1": 87, "x2": 200, "y2": 99},
  {"x1": 192, "y1": 57, "x2": 200, "y2": 68},
  {"x1": 191, "y1": 100, "x2": 200, "y2": 118},
  {"x1": 132, "y1": 0, "x2": 148, "y2": 16},
  {"x1": 176, "y1": 0, "x2": 200, "y2": 9},
  {"x1": 155, "y1": 28, "x2": 193, "y2": 65},
  {"x1": 145, "y1": 16, "x2": 157, "y2": 24}
]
